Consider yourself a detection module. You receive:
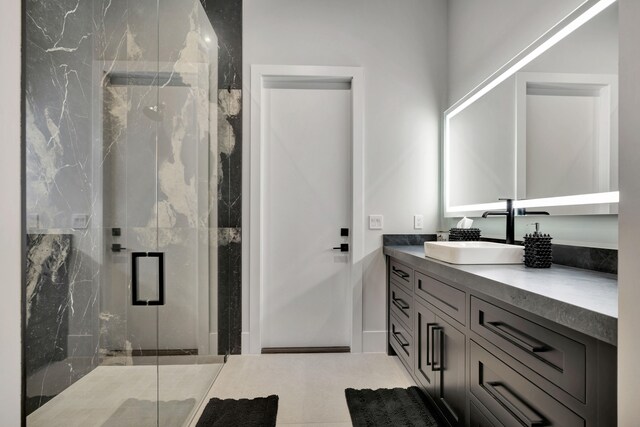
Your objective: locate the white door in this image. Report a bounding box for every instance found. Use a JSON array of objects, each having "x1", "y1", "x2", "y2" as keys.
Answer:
[{"x1": 262, "y1": 84, "x2": 352, "y2": 349}]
